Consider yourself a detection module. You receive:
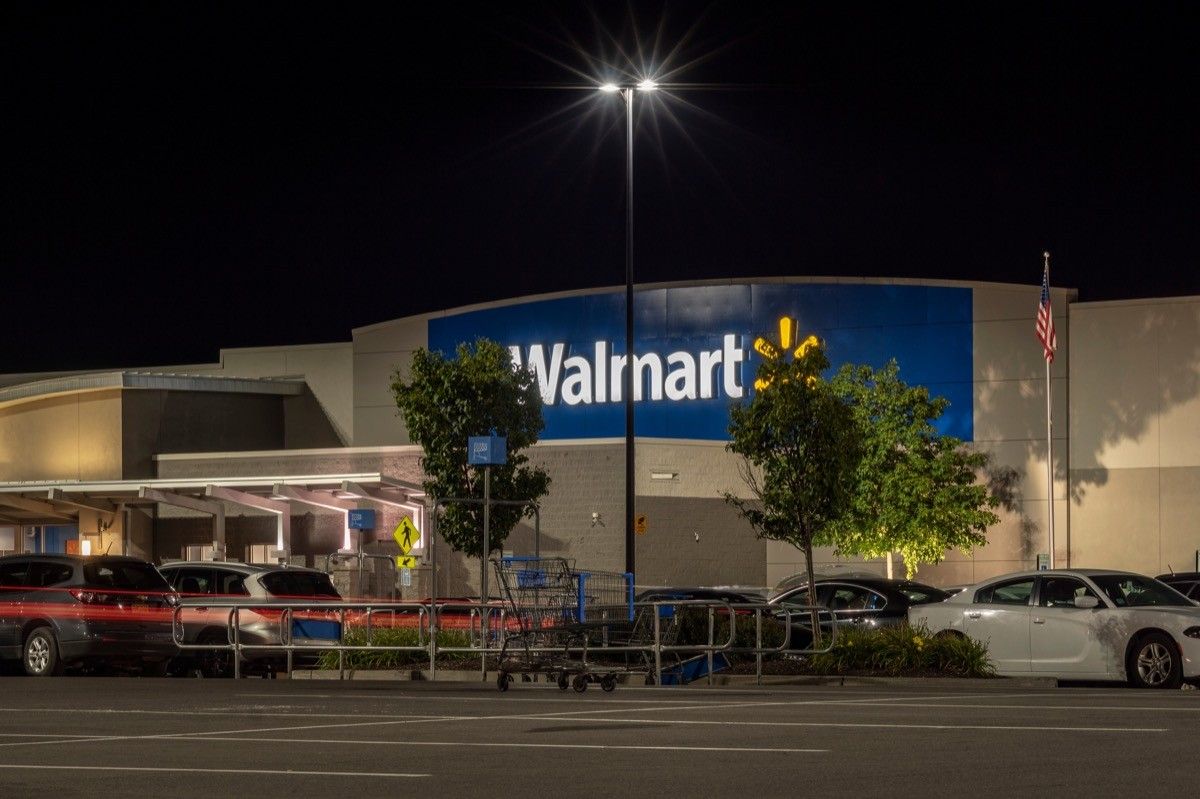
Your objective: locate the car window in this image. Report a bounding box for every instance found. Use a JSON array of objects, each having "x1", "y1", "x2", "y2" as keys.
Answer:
[
  {"x1": 167, "y1": 567, "x2": 215, "y2": 595},
  {"x1": 975, "y1": 578, "x2": 1035, "y2": 606},
  {"x1": 828, "y1": 585, "x2": 884, "y2": 612},
  {"x1": 1038, "y1": 576, "x2": 1100, "y2": 608},
  {"x1": 84, "y1": 560, "x2": 171, "y2": 591},
  {"x1": 775, "y1": 587, "x2": 812, "y2": 608},
  {"x1": 259, "y1": 571, "x2": 340, "y2": 598},
  {"x1": 216, "y1": 570, "x2": 250, "y2": 596},
  {"x1": 31, "y1": 563, "x2": 75, "y2": 587},
  {"x1": 1090, "y1": 574, "x2": 1193, "y2": 608},
  {"x1": 0, "y1": 561, "x2": 32, "y2": 588}
]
